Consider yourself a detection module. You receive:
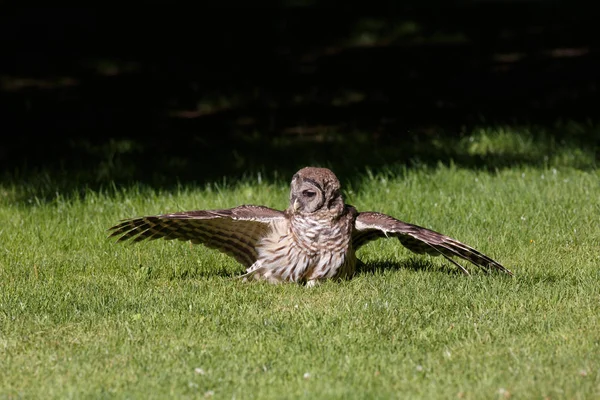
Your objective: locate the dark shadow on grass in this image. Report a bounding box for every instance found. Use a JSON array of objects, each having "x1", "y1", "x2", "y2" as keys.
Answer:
[
  {"x1": 1, "y1": 4, "x2": 599, "y2": 203},
  {"x1": 357, "y1": 258, "x2": 466, "y2": 276},
  {"x1": 160, "y1": 258, "x2": 451, "y2": 281},
  {"x1": 157, "y1": 257, "x2": 515, "y2": 281},
  {"x1": 4, "y1": 122, "x2": 598, "y2": 207},
  {"x1": 168, "y1": 267, "x2": 241, "y2": 281}
]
